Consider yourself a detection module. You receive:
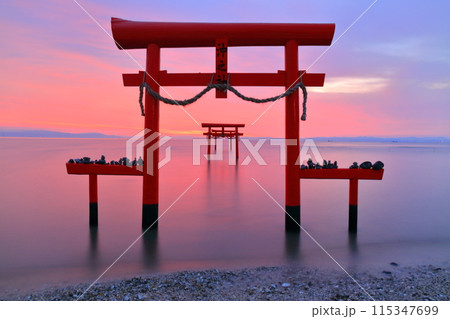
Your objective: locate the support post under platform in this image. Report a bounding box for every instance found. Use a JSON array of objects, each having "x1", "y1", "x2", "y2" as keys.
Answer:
[
  {"x1": 349, "y1": 178, "x2": 358, "y2": 233},
  {"x1": 89, "y1": 174, "x2": 98, "y2": 226}
]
